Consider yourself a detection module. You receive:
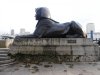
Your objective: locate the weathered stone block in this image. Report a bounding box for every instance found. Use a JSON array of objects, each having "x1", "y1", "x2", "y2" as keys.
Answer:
[
  {"x1": 85, "y1": 46, "x2": 96, "y2": 56},
  {"x1": 72, "y1": 46, "x2": 85, "y2": 55},
  {"x1": 56, "y1": 46, "x2": 71, "y2": 55}
]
